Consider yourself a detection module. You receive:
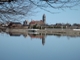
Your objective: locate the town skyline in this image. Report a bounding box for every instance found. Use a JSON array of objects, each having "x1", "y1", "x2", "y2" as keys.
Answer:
[{"x1": 22, "y1": 5, "x2": 80, "y2": 25}]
